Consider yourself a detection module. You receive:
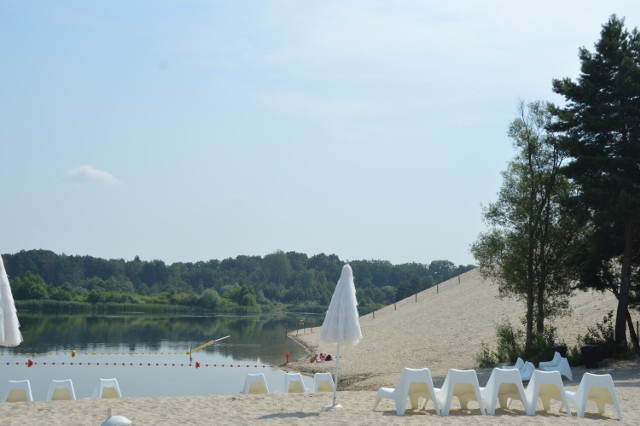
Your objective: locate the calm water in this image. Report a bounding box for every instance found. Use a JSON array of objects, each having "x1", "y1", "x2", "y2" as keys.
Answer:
[{"x1": 0, "y1": 313, "x2": 323, "y2": 400}]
